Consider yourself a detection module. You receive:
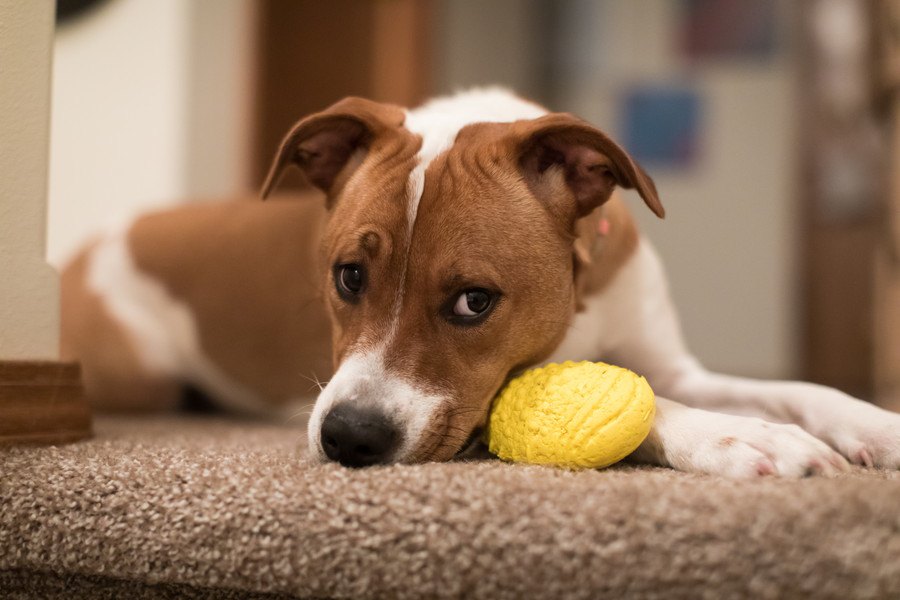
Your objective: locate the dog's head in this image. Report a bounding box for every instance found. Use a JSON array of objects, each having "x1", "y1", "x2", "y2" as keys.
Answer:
[{"x1": 262, "y1": 92, "x2": 662, "y2": 466}]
